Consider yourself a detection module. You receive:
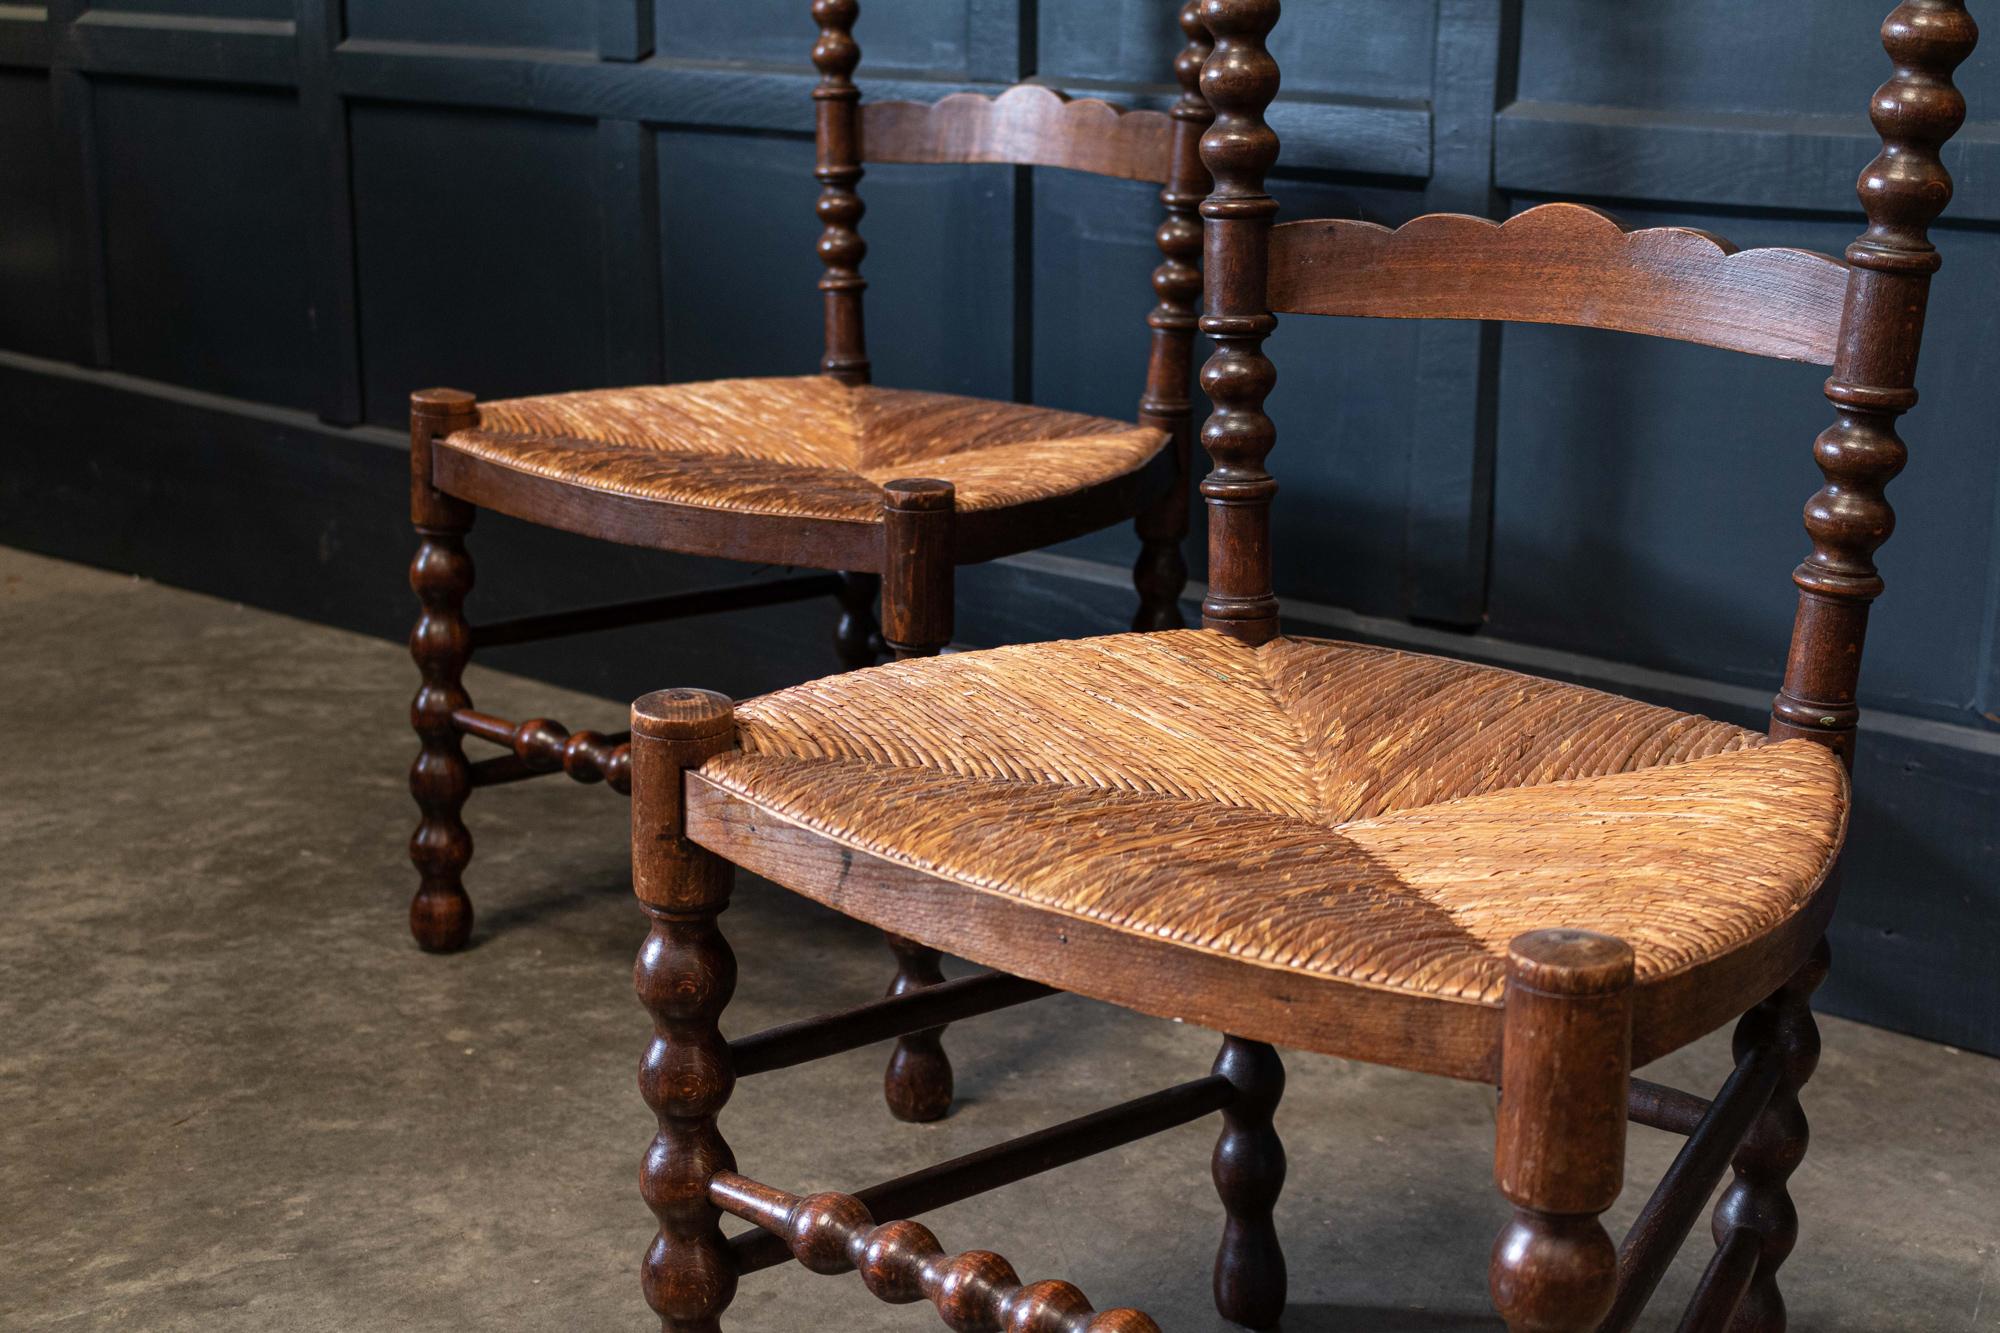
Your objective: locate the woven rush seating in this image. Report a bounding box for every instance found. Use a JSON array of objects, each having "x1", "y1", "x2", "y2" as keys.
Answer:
[
  {"x1": 438, "y1": 377, "x2": 1168, "y2": 525},
  {"x1": 687, "y1": 630, "x2": 1849, "y2": 1076}
]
